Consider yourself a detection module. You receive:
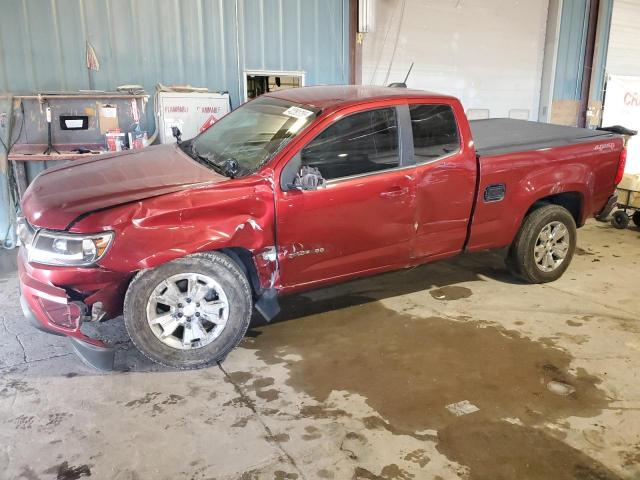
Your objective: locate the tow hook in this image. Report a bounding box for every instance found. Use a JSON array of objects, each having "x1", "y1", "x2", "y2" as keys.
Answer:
[{"x1": 89, "y1": 302, "x2": 106, "y2": 322}]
